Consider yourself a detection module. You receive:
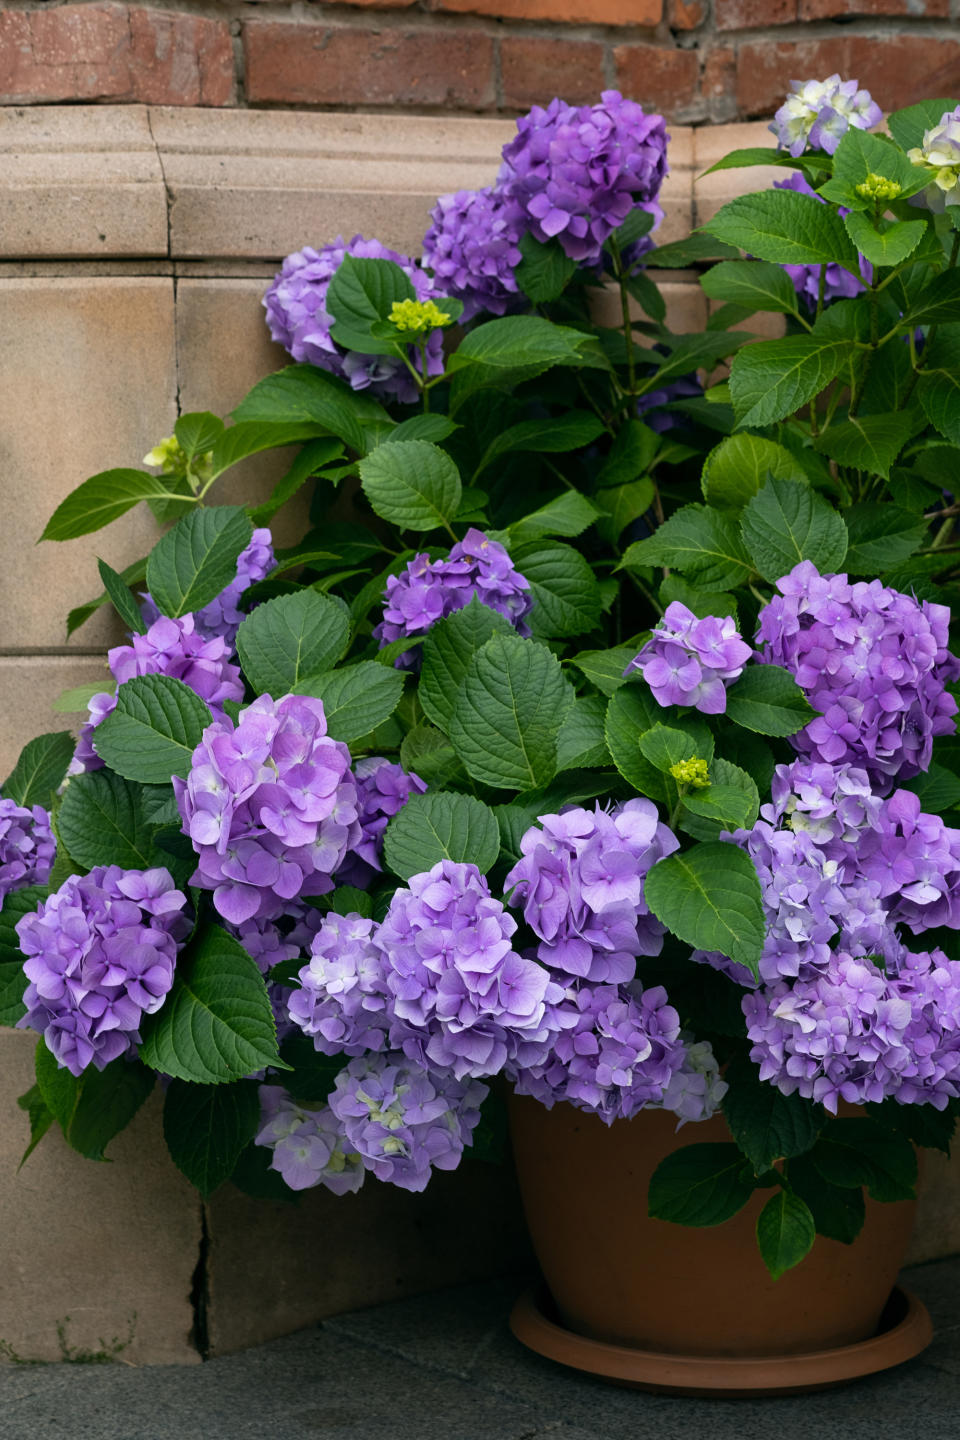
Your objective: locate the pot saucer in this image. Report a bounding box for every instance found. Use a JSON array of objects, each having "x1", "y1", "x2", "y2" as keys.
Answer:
[{"x1": 509, "y1": 1284, "x2": 932, "y2": 1397}]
